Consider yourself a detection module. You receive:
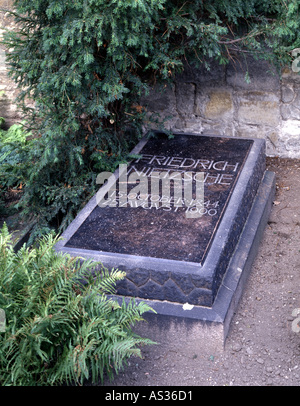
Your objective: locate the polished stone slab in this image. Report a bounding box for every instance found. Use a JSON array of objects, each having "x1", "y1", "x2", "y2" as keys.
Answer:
[
  {"x1": 56, "y1": 132, "x2": 269, "y2": 309},
  {"x1": 65, "y1": 133, "x2": 253, "y2": 264}
]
